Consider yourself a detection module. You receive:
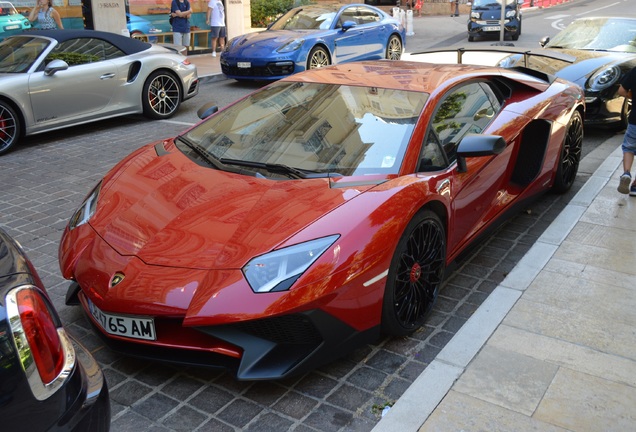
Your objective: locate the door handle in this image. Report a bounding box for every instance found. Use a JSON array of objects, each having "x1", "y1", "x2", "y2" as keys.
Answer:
[{"x1": 100, "y1": 73, "x2": 115, "y2": 80}]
